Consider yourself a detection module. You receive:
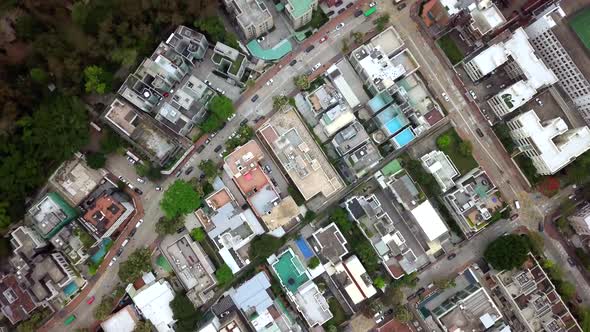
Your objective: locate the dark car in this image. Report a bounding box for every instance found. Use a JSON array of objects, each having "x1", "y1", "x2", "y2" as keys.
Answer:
[
  {"x1": 447, "y1": 253, "x2": 457, "y2": 260},
  {"x1": 185, "y1": 166, "x2": 194, "y2": 175},
  {"x1": 335, "y1": 0, "x2": 343, "y2": 5},
  {"x1": 397, "y1": 3, "x2": 407, "y2": 10},
  {"x1": 240, "y1": 119, "x2": 249, "y2": 126},
  {"x1": 476, "y1": 128, "x2": 484, "y2": 137},
  {"x1": 134, "y1": 188, "x2": 143, "y2": 195},
  {"x1": 196, "y1": 145, "x2": 205, "y2": 153},
  {"x1": 406, "y1": 293, "x2": 417, "y2": 301},
  {"x1": 510, "y1": 213, "x2": 519, "y2": 221},
  {"x1": 176, "y1": 226, "x2": 186, "y2": 234},
  {"x1": 289, "y1": 59, "x2": 297, "y2": 66},
  {"x1": 251, "y1": 94, "x2": 259, "y2": 102},
  {"x1": 129, "y1": 228, "x2": 137, "y2": 237},
  {"x1": 199, "y1": 173, "x2": 206, "y2": 180},
  {"x1": 214, "y1": 145, "x2": 223, "y2": 153},
  {"x1": 416, "y1": 287, "x2": 426, "y2": 295},
  {"x1": 354, "y1": 9, "x2": 363, "y2": 17},
  {"x1": 338, "y1": 8, "x2": 345, "y2": 14},
  {"x1": 538, "y1": 221, "x2": 544, "y2": 232},
  {"x1": 305, "y1": 45, "x2": 315, "y2": 53},
  {"x1": 567, "y1": 257, "x2": 577, "y2": 266},
  {"x1": 116, "y1": 248, "x2": 124, "y2": 257},
  {"x1": 326, "y1": 10, "x2": 335, "y2": 16},
  {"x1": 346, "y1": 2, "x2": 354, "y2": 8}
]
